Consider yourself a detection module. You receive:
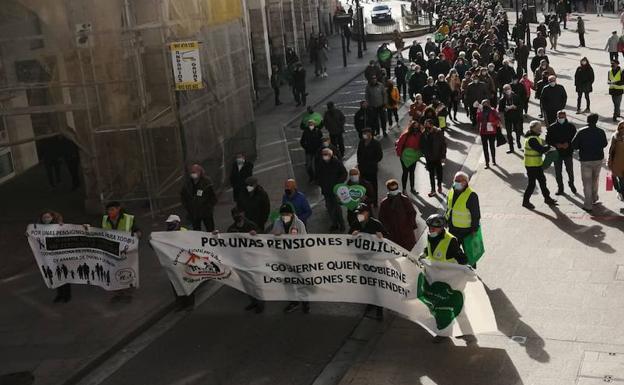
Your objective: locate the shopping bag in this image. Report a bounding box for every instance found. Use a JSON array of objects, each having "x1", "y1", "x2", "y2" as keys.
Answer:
[
  {"x1": 542, "y1": 149, "x2": 559, "y2": 170},
  {"x1": 463, "y1": 226, "x2": 485, "y2": 265},
  {"x1": 495, "y1": 129, "x2": 507, "y2": 147},
  {"x1": 606, "y1": 173, "x2": 614, "y2": 191}
]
